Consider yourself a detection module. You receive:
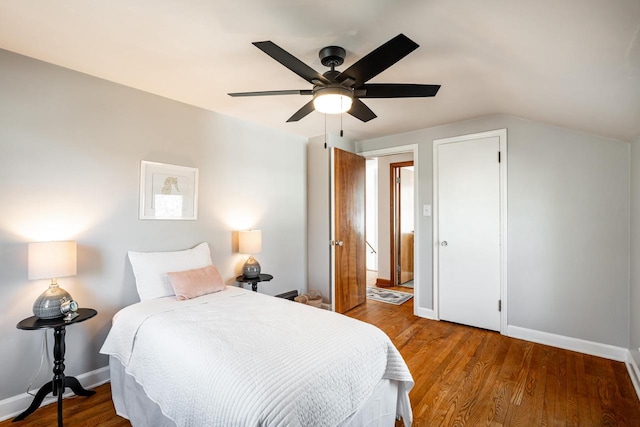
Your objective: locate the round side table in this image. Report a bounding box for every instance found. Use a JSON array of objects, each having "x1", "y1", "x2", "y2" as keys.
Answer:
[
  {"x1": 235, "y1": 273, "x2": 273, "y2": 292},
  {"x1": 14, "y1": 308, "x2": 98, "y2": 426}
]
